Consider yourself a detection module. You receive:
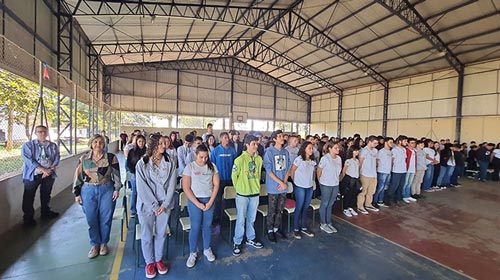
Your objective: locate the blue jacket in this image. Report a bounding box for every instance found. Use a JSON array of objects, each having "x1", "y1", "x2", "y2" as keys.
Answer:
[
  {"x1": 210, "y1": 144, "x2": 236, "y2": 181},
  {"x1": 21, "y1": 139, "x2": 60, "y2": 181},
  {"x1": 263, "y1": 146, "x2": 291, "y2": 194}
]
